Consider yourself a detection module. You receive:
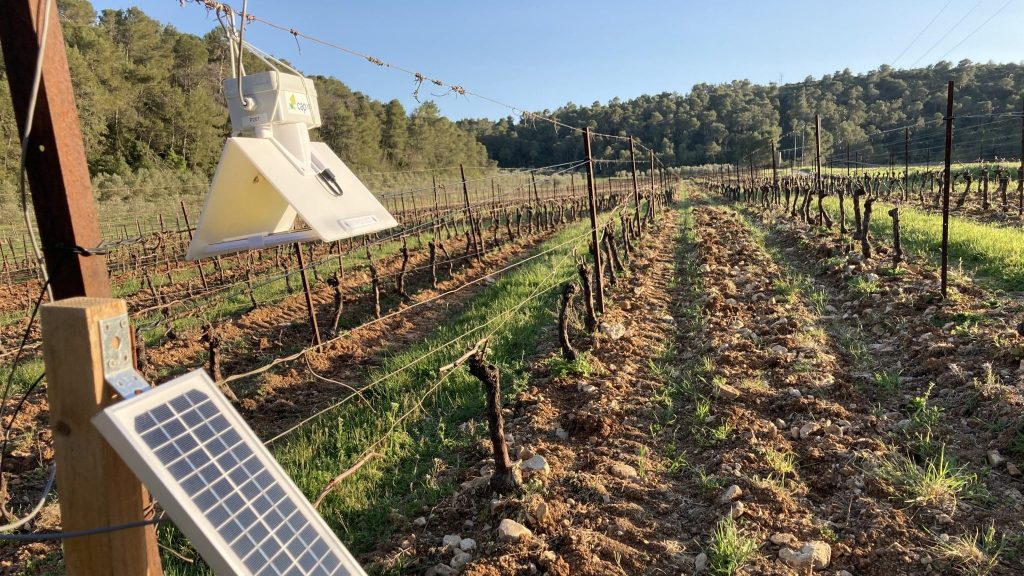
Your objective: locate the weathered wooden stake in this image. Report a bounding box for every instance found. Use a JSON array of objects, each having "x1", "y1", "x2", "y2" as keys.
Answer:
[
  {"x1": 245, "y1": 253, "x2": 258, "y2": 310},
  {"x1": 468, "y1": 348, "x2": 519, "y2": 495},
  {"x1": 294, "y1": 243, "x2": 322, "y2": 347},
  {"x1": 40, "y1": 299, "x2": 162, "y2": 575},
  {"x1": 941, "y1": 80, "x2": 954, "y2": 299},
  {"x1": 583, "y1": 127, "x2": 606, "y2": 313},
  {"x1": 428, "y1": 241, "x2": 438, "y2": 288},
  {"x1": 888, "y1": 206, "x2": 903, "y2": 267},
  {"x1": 367, "y1": 246, "x2": 382, "y2": 319},
  {"x1": 577, "y1": 261, "x2": 598, "y2": 333},
  {"x1": 396, "y1": 237, "x2": 410, "y2": 301},
  {"x1": 179, "y1": 201, "x2": 208, "y2": 290},
  {"x1": 861, "y1": 197, "x2": 874, "y2": 260},
  {"x1": 326, "y1": 273, "x2": 344, "y2": 336},
  {"x1": 558, "y1": 283, "x2": 579, "y2": 361}
]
